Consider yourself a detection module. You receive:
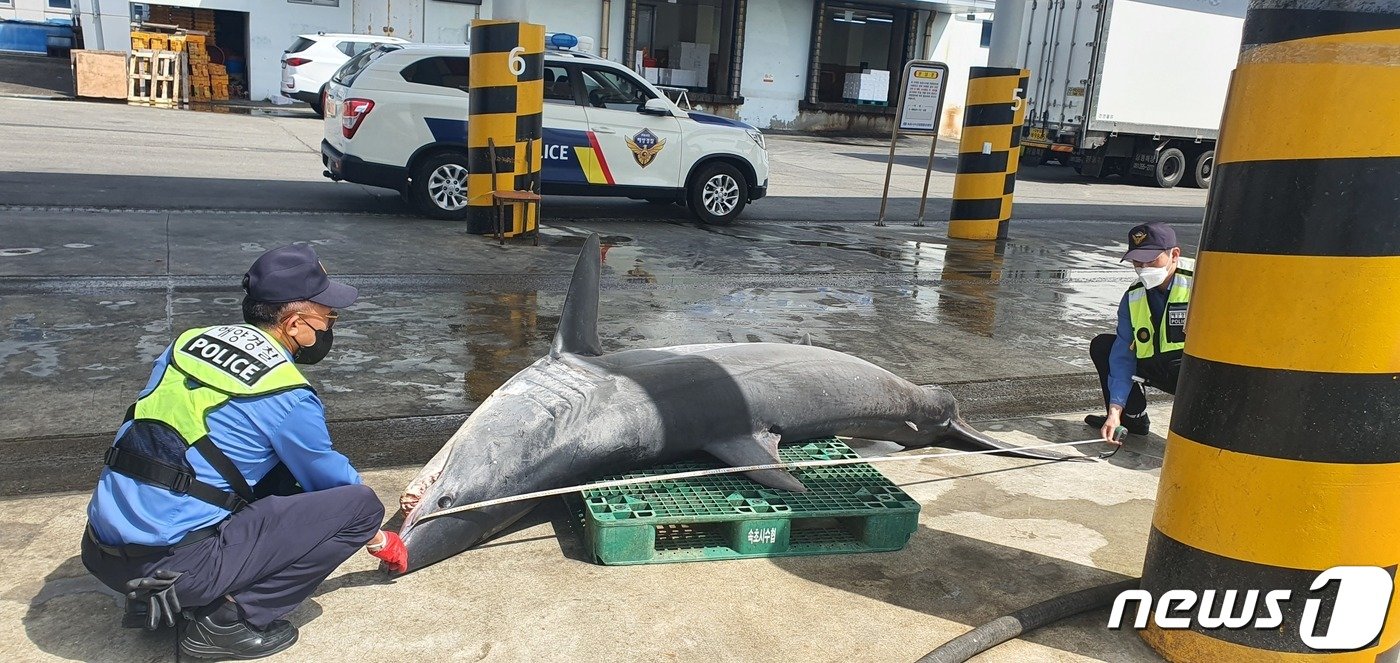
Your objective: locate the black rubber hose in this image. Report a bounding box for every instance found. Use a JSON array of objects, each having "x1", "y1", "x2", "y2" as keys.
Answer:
[{"x1": 915, "y1": 578, "x2": 1141, "y2": 663}]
